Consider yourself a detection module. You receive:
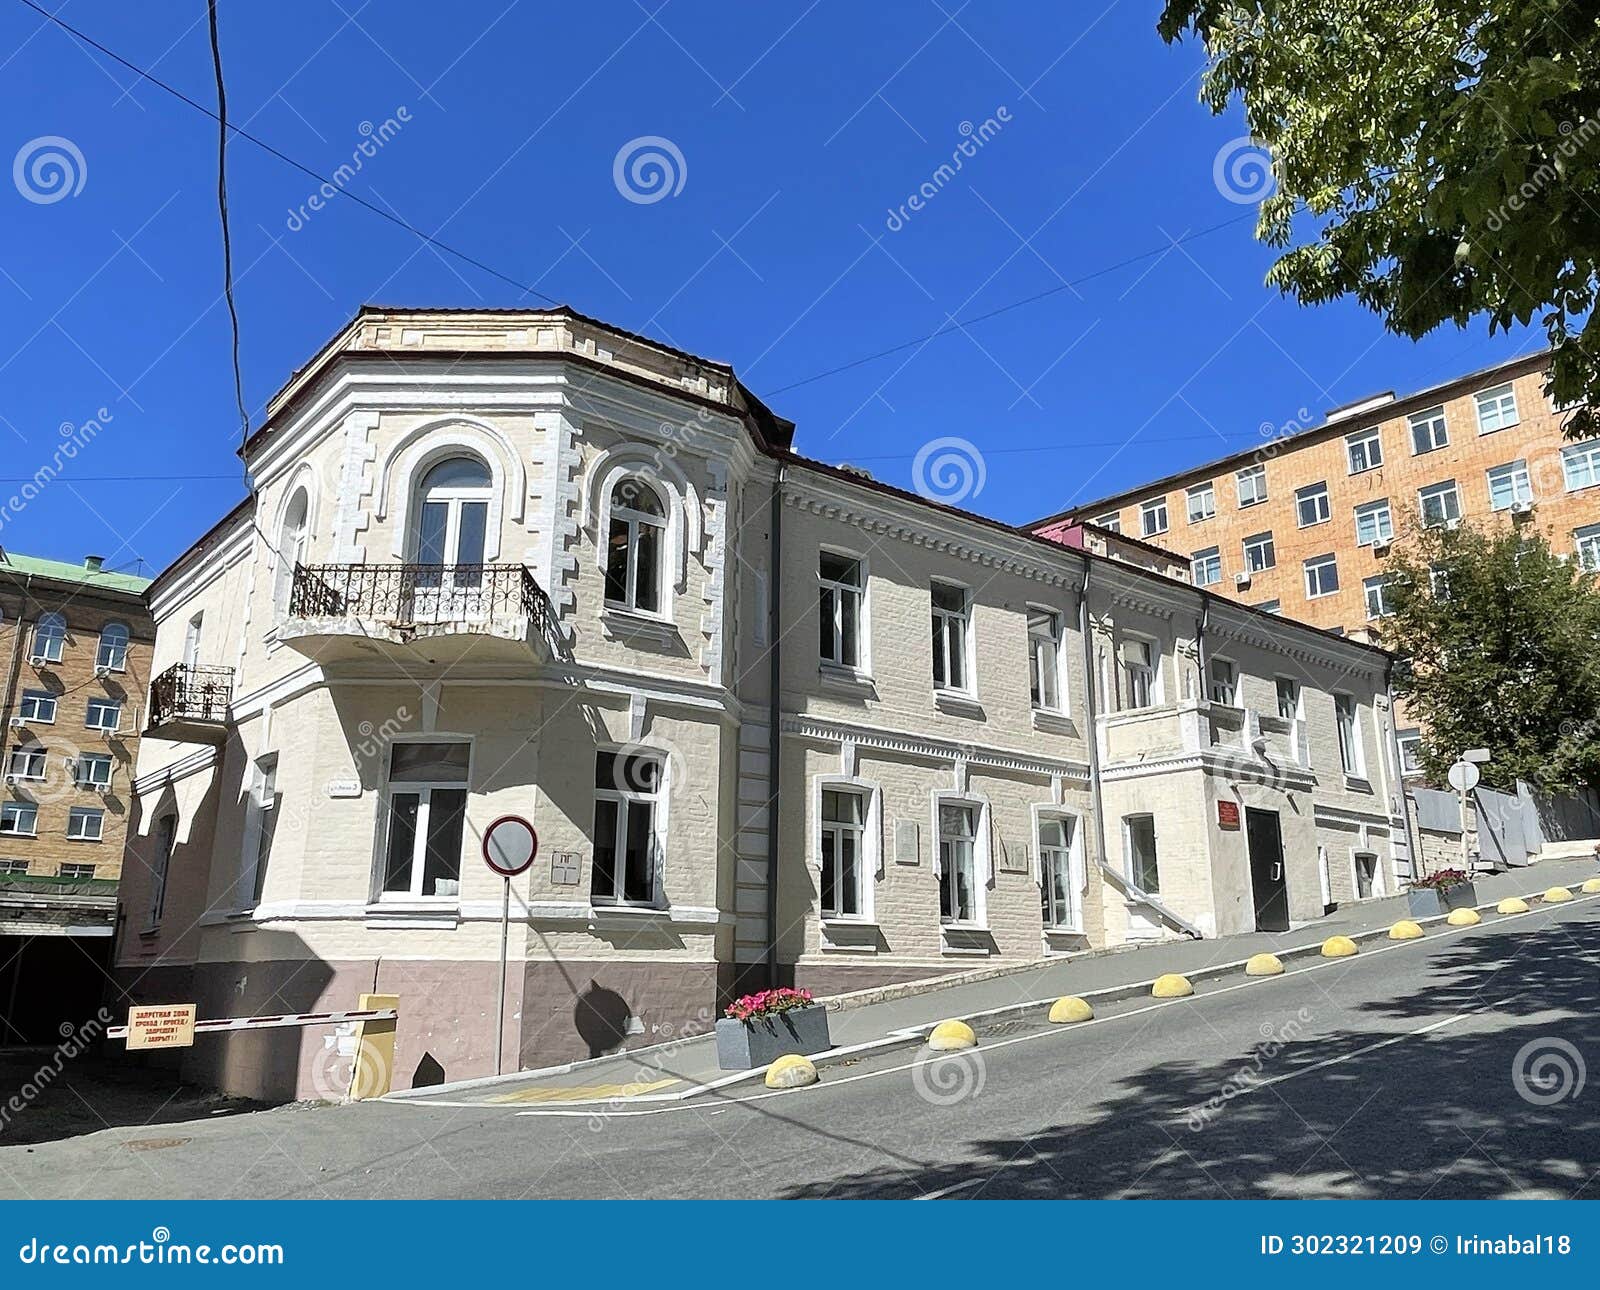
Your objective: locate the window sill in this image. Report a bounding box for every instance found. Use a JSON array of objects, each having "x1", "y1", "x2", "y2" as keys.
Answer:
[
  {"x1": 939, "y1": 924, "x2": 995, "y2": 956},
  {"x1": 1031, "y1": 708, "x2": 1076, "y2": 735},
  {"x1": 933, "y1": 689, "x2": 984, "y2": 719},
  {"x1": 364, "y1": 900, "x2": 461, "y2": 930},
  {"x1": 600, "y1": 608, "x2": 680, "y2": 648},
  {"x1": 820, "y1": 917, "x2": 880, "y2": 951},
  {"x1": 1343, "y1": 775, "x2": 1374, "y2": 794},
  {"x1": 818, "y1": 663, "x2": 876, "y2": 697}
]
